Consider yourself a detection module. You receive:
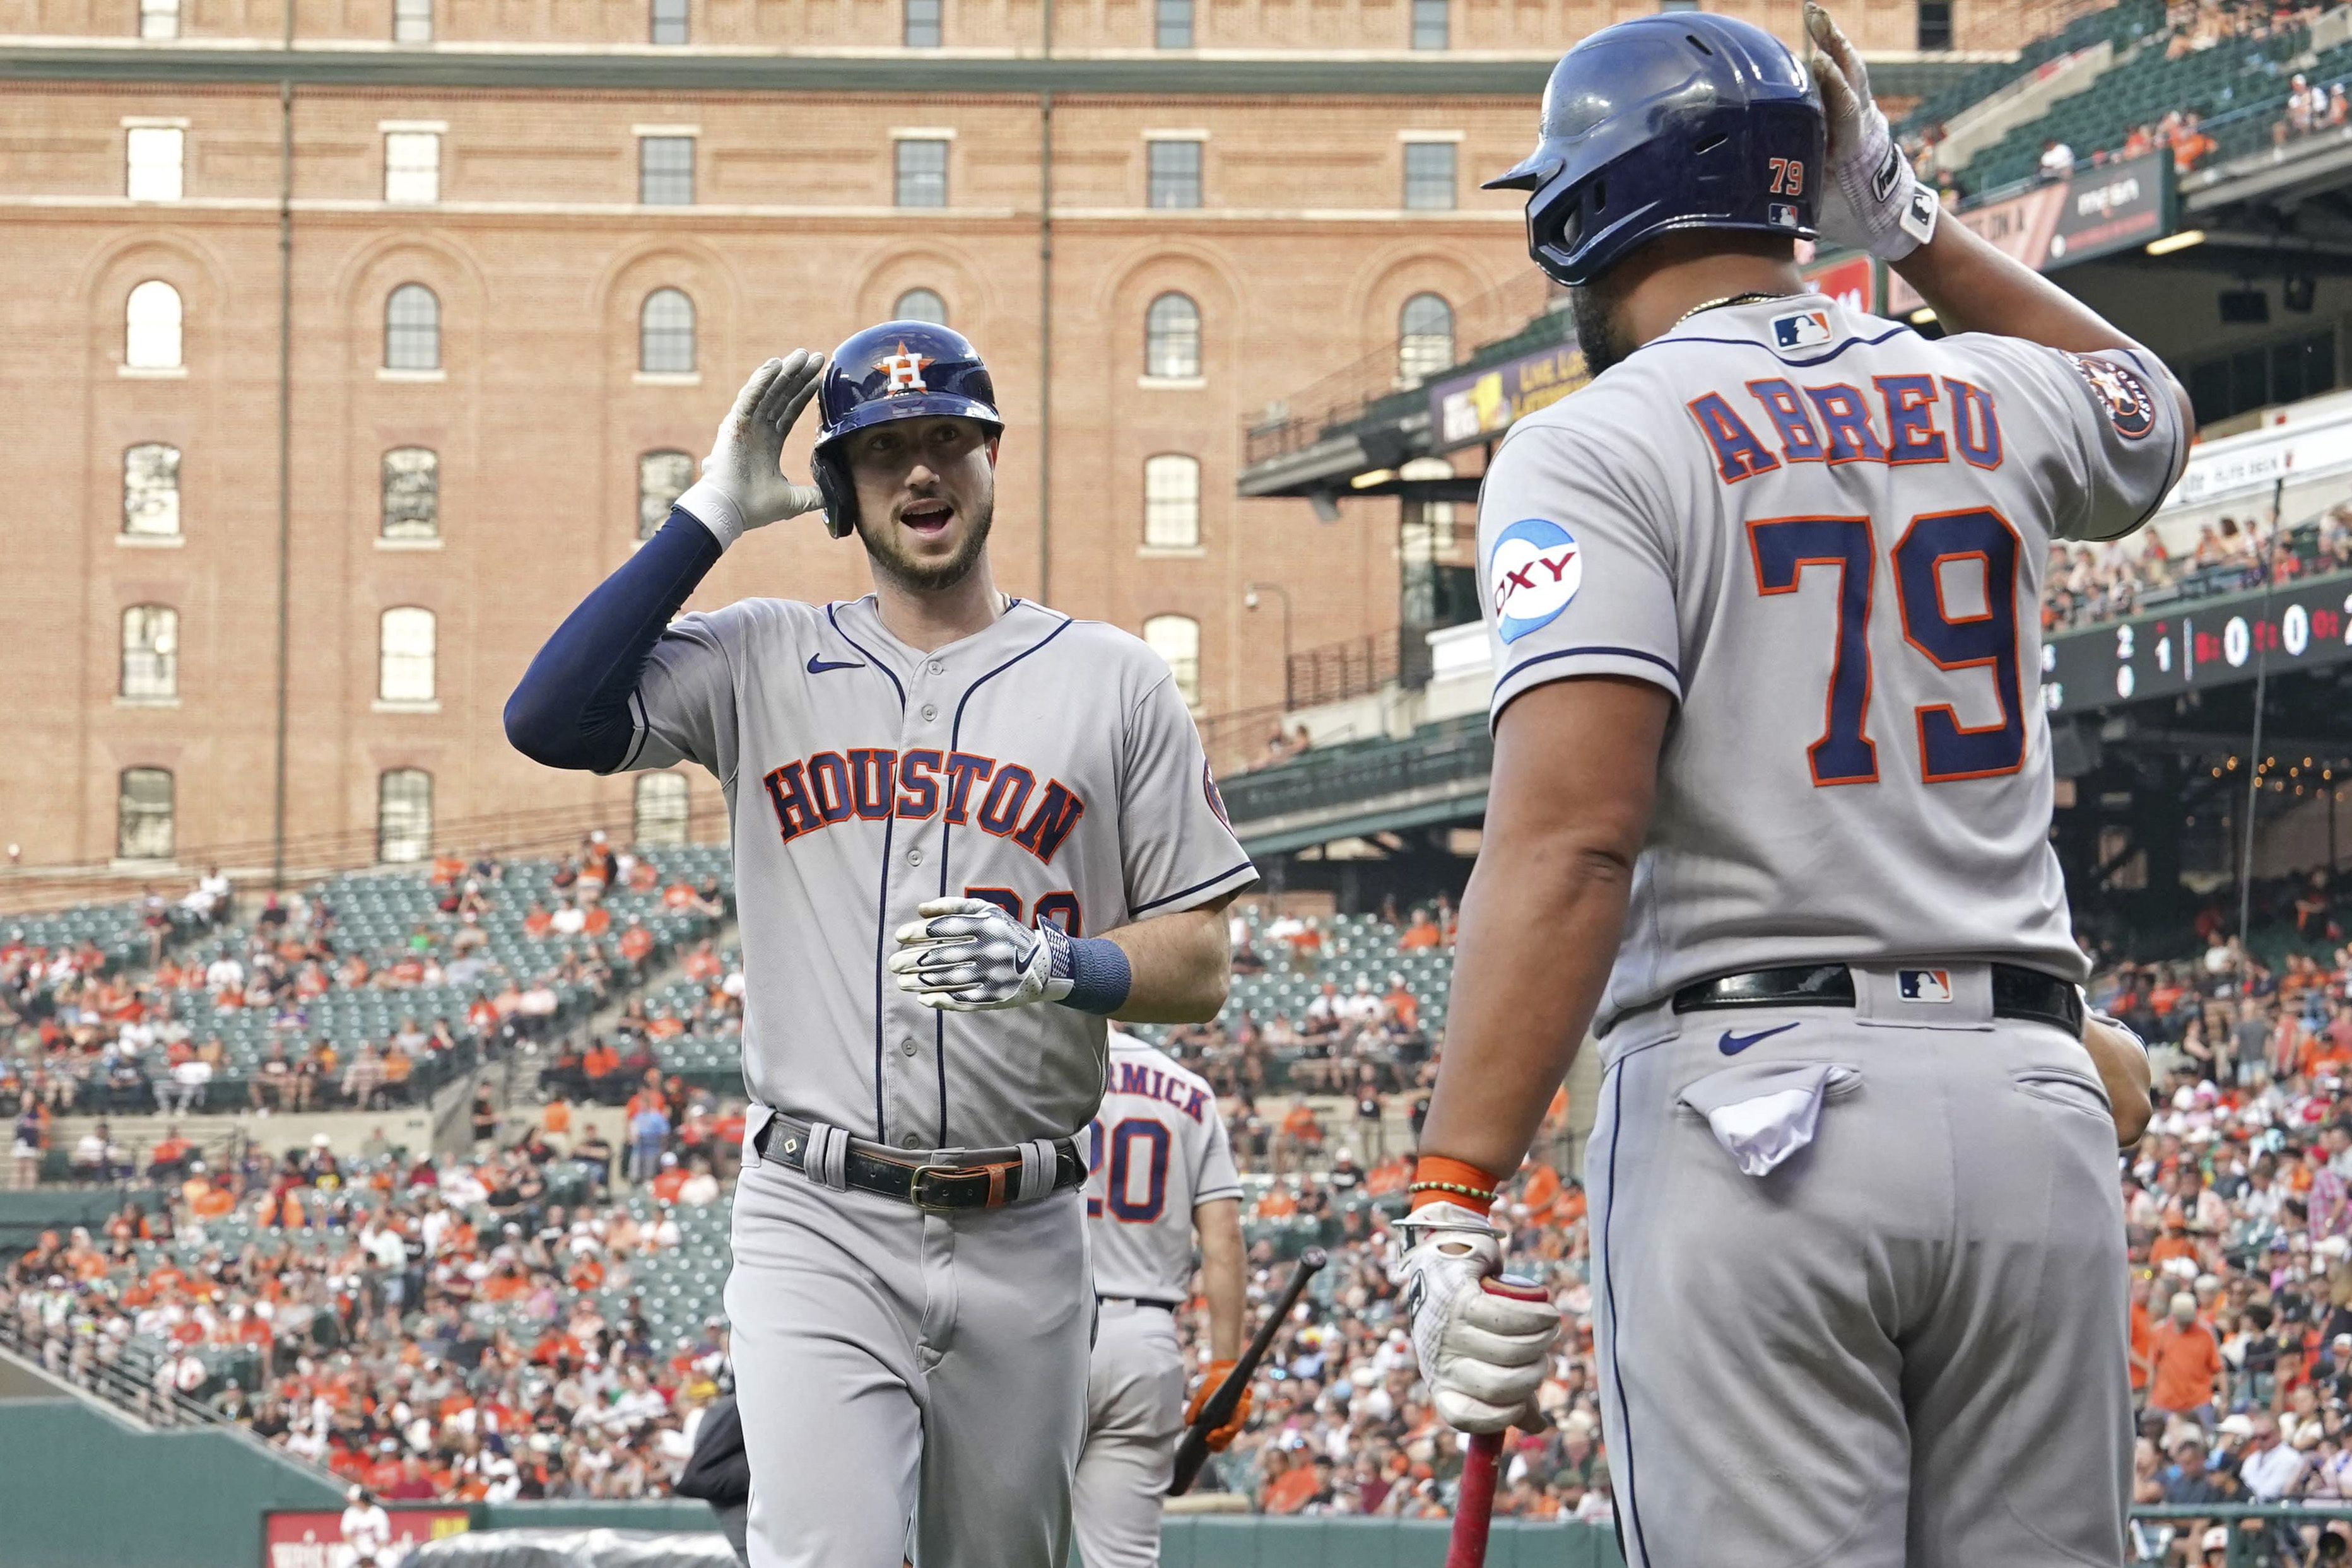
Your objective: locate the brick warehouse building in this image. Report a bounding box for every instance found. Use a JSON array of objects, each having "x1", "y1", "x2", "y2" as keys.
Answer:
[{"x1": 0, "y1": 0, "x2": 1994, "y2": 877}]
